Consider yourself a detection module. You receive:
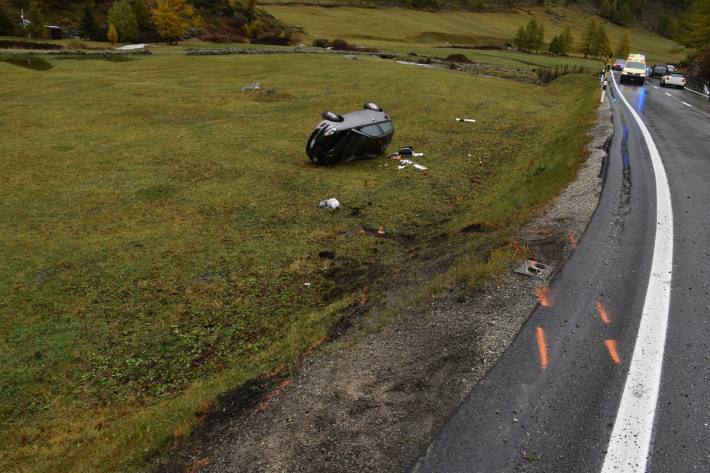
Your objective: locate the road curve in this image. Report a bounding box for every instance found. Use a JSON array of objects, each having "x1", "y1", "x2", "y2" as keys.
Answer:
[{"x1": 413, "y1": 73, "x2": 710, "y2": 472}]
